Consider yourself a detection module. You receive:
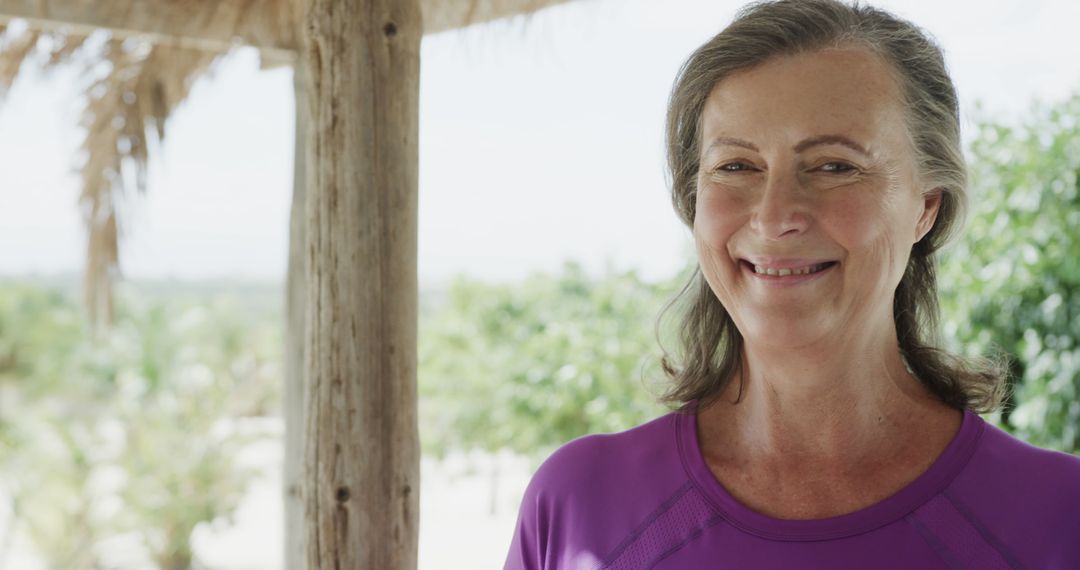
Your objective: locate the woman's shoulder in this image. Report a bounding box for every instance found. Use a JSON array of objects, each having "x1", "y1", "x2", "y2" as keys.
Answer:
[
  {"x1": 506, "y1": 410, "x2": 696, "y2": 569},
  {"x1": 526, "y1": 410, "x2": 687, "y2": 497},
  {"x1": 947, "y1": 415, "x2": 1080, "y2": 566},
  {"x1": 965, "y1": 418, "x2": 1080, "y2": 488},
  {"x1": 514, "y1": 408, "x2": 697, "y2": 528}
]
